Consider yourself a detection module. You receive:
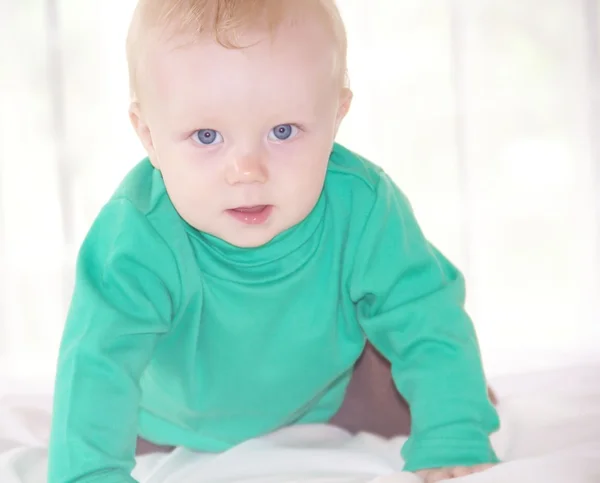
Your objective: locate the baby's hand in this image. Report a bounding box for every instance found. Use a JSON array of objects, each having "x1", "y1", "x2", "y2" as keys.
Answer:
[{"x1": 415, "y1": 464, "x2": 495, "y2": 482}]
